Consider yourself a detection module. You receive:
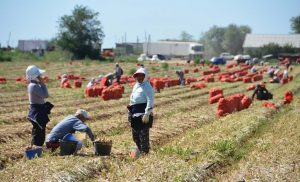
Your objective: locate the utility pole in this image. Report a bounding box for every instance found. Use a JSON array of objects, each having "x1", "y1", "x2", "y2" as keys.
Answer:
[
  {"x1": 147, "y1": 34, "x2": 151, "y2": 55},
  {"x1": 125, "y1": 32, "x2": 127, "y2": 43},
  {"x1": 7, "y1": 32, "x2": 11, "y2": 47},
  {"x1": 136, "y1": 36, "x2": 139, "y2": 54}
]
